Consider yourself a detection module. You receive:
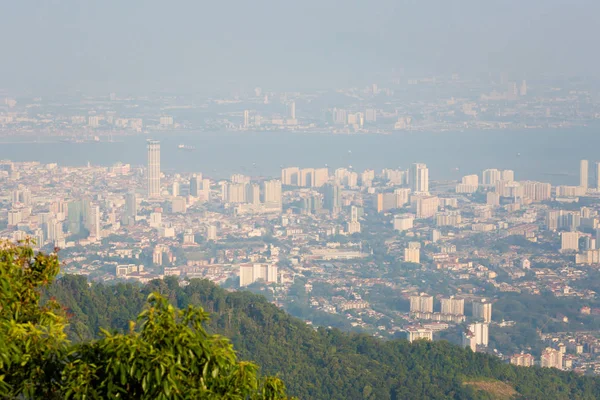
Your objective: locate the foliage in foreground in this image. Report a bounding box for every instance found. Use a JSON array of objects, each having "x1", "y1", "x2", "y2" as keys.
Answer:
[
  {"x1": 49, "y1": 275, "x2": 600, "y2": 400},
  {"x1": 0, "y1": 241, "x2": 289, "y2": 399}
]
